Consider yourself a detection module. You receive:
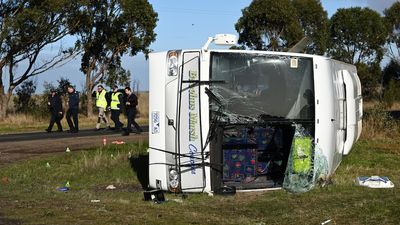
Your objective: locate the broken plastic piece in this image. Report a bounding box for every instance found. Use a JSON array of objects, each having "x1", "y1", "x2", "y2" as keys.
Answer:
[
  {"x1": 106, "y1": 184, "x2": 116, "y2": 190},
  {"x1": 112, "y1": 140, "x2": 126, "y2": 145},
  {"x1": 356, "y1": 176, "x2": 394, "y2": 189},
  {"x1": 57, "y1": 187, "x2": 69, "y2": 192}
]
